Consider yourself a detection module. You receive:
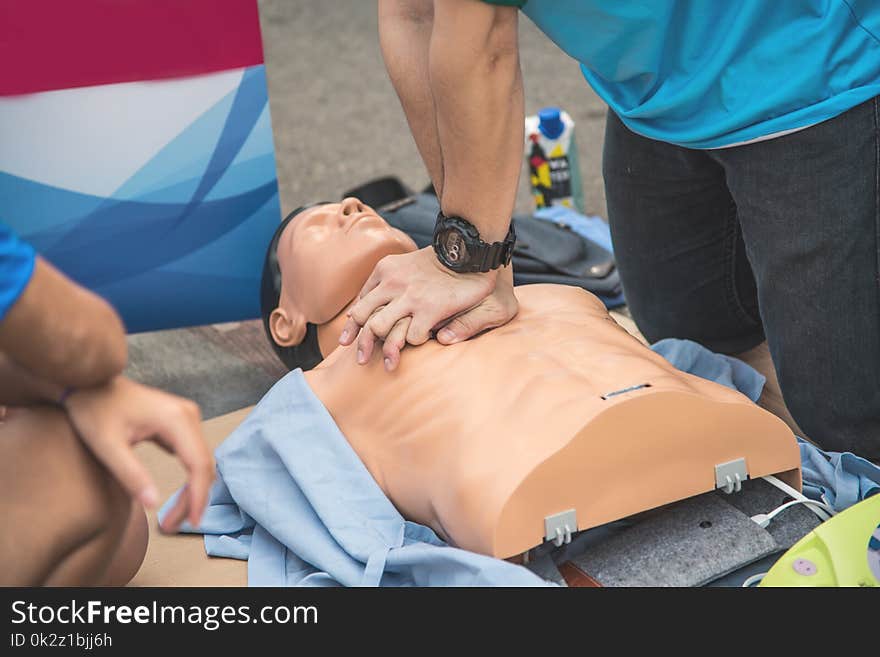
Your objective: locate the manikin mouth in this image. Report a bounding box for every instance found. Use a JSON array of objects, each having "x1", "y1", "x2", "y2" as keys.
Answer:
[{"x1": 343, "y1": 211, "x2": 383, "y2": 234}]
